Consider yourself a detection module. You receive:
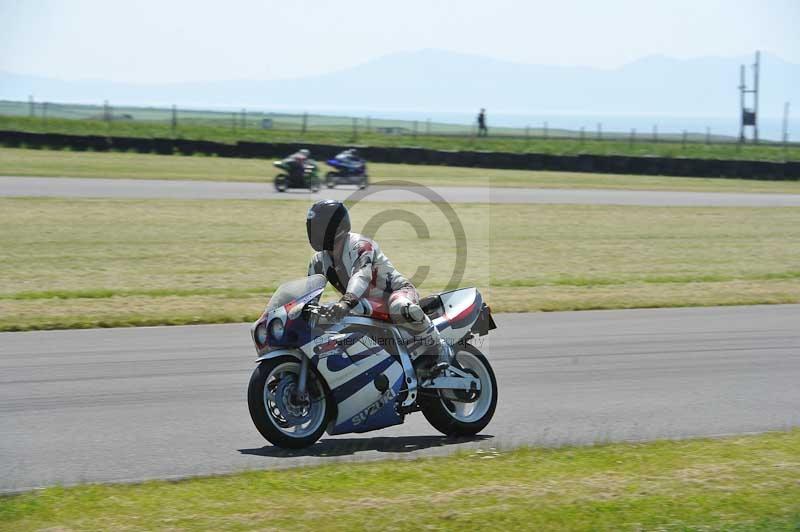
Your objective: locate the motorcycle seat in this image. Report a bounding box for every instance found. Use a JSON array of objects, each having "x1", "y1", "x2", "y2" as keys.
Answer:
[{"x1": 419, "y1": 294, "x2": 444, "y2": 319}]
